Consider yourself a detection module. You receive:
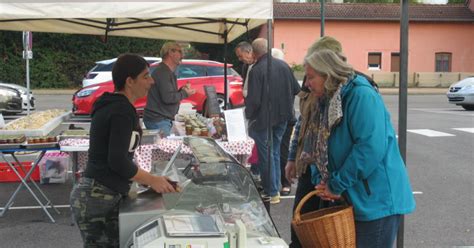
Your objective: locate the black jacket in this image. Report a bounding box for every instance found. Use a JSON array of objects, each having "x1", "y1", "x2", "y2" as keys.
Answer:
[
  {"x1": 245, "y1": 55, "x2": 301, "y2": 131},
  {"x1": 84, "y1": 92, "x2": 140, "y2": 194}
]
